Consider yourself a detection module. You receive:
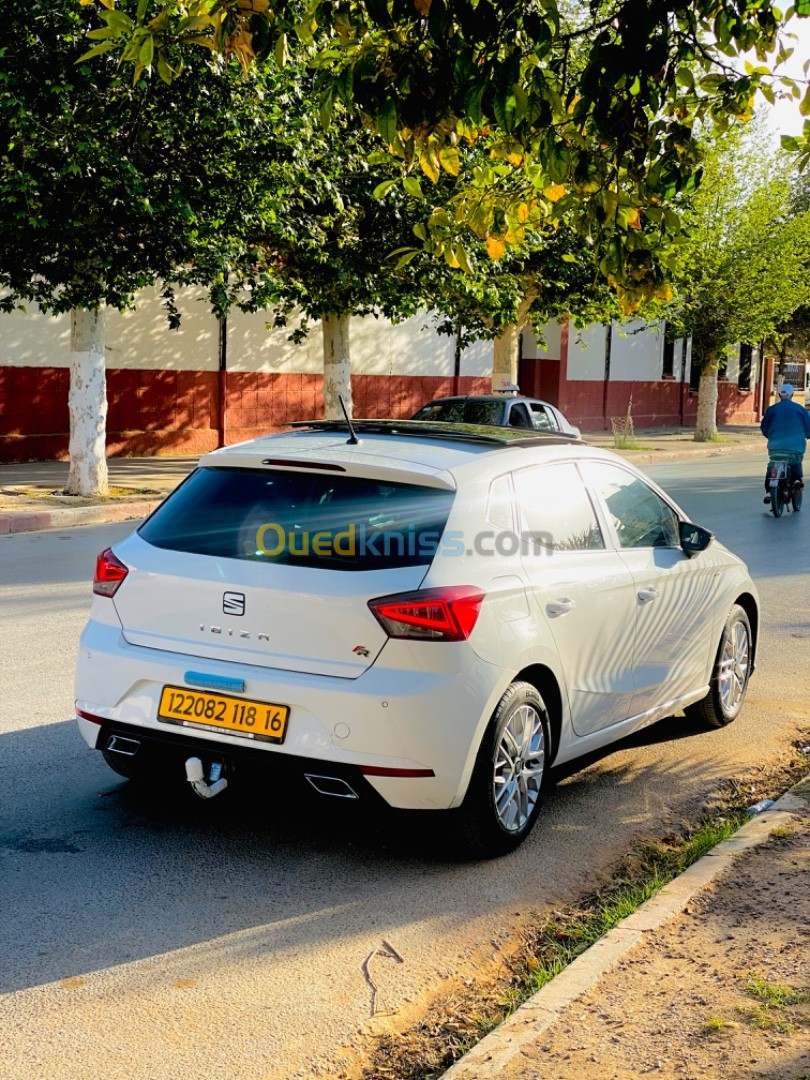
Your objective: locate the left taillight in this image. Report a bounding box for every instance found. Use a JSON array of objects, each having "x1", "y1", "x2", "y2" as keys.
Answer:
[
  {"x1": 368, "y1": 586, "x2": 485, "y2": 642},
  {"x1": 93, "y1": 547, "x2": 129, "y2": 597}
]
